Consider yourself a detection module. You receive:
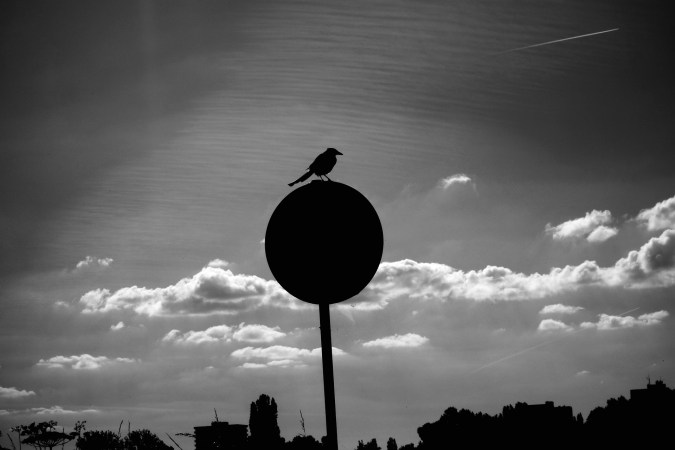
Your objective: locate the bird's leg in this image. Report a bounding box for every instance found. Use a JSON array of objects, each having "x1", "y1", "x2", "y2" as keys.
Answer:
[{"x1": 325, "y1": 175, "x2": 332, "y2": 182}]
